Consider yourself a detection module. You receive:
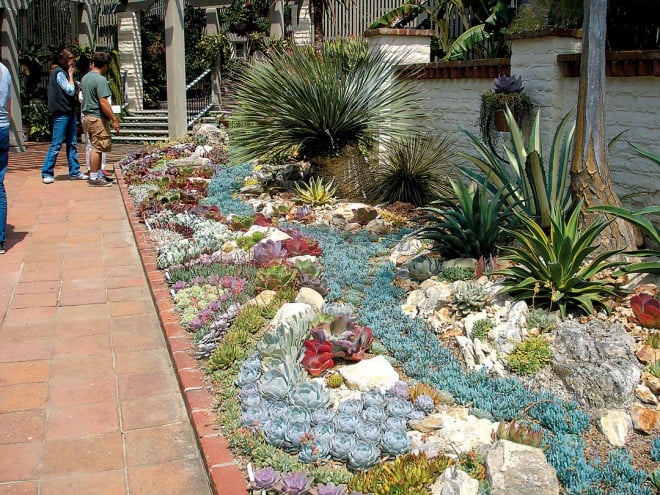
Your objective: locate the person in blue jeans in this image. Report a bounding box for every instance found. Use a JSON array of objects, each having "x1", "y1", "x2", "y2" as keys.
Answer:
[
  {"x1": 41, "y1": 48, "x2": 87, "y2": 184},
  {"x1": 0, "y1": 61, "x2": 11, "y2": 254}
]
